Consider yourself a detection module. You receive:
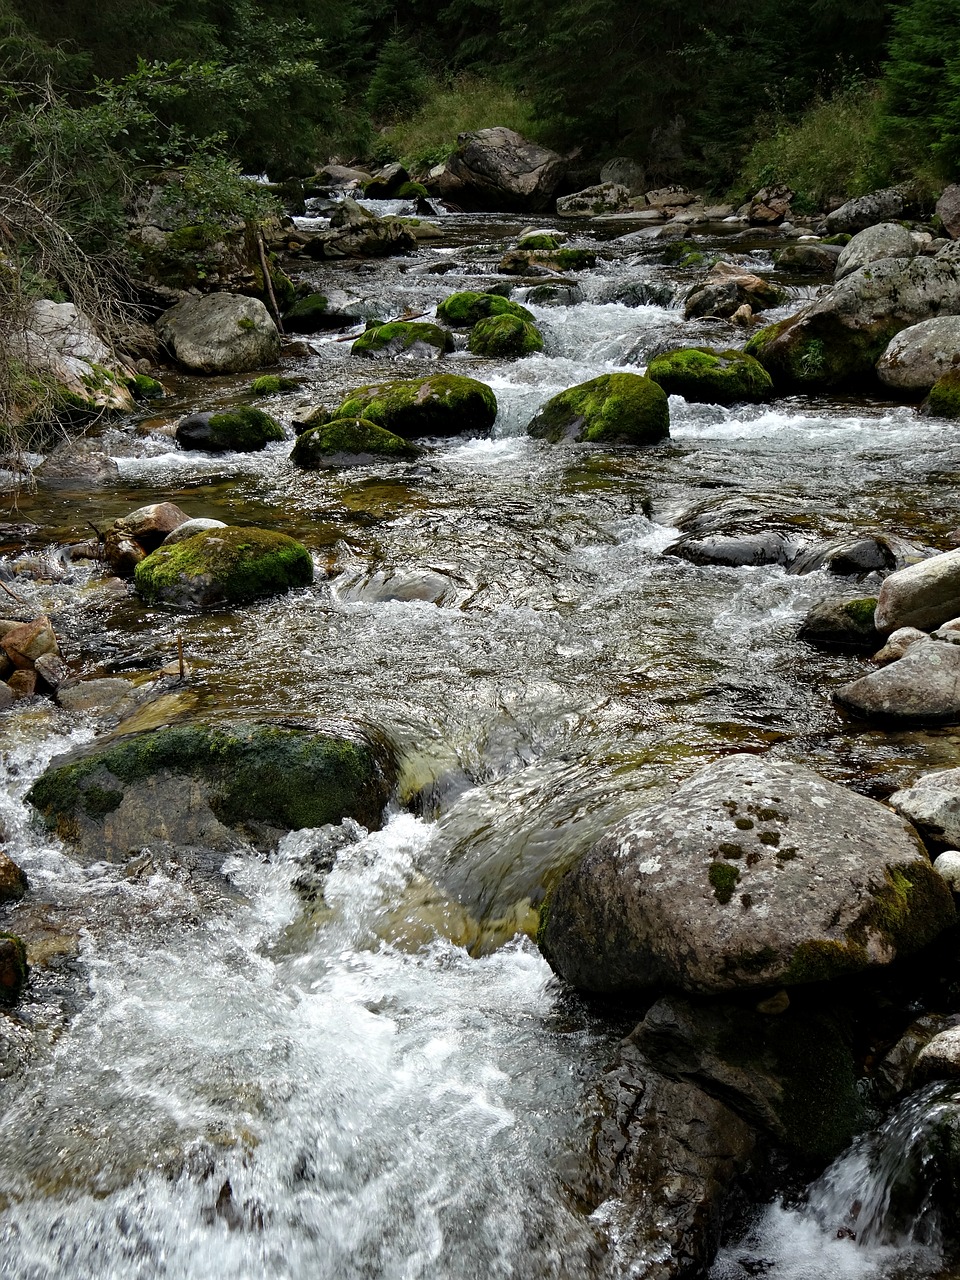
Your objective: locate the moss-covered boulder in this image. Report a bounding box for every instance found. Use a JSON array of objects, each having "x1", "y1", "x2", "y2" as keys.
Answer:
[
  {"x1": 26, "y1": 720, "x2": 396, "y2": 858},
  {"x1": 291, "y1": 416, "x2": 421, "y2": 469},
  {"x1": 352, "y1": 321, "x2": 454, "y2": 359},
  {"x1": 539, "y1": 754, "x2": 955, "y2": 996},
  {"x1": 175, "y1": 407, "x2": 284, "y2": 453},
  {"x1": 284, "y1": 293, "x2": 333, "y2": 333},
  {"x1": 335, "y1": 374, "x2": 497, "y2": 439},
  {"x1": 527, "y1": 372, "x2": 669, "y2": 445},
  {"x1": 468, "y1": 314, "x2": 544, "y2": 358},
  {"x1": 924, "y1": 368, "x2": 960, "y2": 419},
  {"x1": 517, "y1": 232, "x2": 562, "y2": 250},
  {"x1": 798, "y1": 596, "x2": 881, "y2": 648},
  {"x1": 134, "y1": 526, "x2": 313, "y2": 608},
  {"x1": 499, "y1": 248, "x2": 597, "y2": 275},
  {"x1": 436, "y1": 291, "x2": 534, "y2": 327},
  {"x1": 248, "y1": 375, "x2": 299, "y2": 395},
  {"x1": 646, "y1": 347, "x2": 774, "y2": 405},
  {"x1": 0, "y1": 933, "x2": 27, "y2": 1007}
]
